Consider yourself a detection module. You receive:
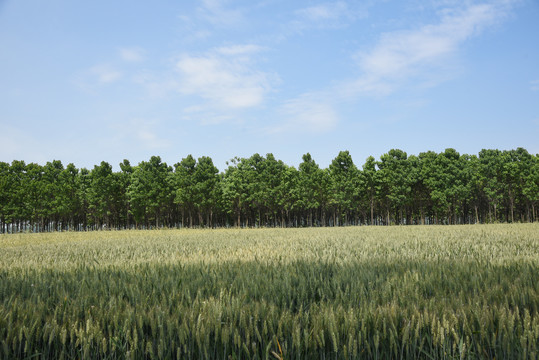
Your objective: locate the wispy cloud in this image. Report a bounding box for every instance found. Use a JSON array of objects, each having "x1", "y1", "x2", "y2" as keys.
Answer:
[
  {"x1": 123, "y1": 119, "x2": 171, "y2": 149},
  {"x1": 346, "y1": 1, "x2": 515, "y2": 96},
  {"x1": 197, "y1": 0, "x2": 244, "y2": 28},
  {"x1": 291, "y1": 1, "x2": 370, "y2": 31},
  {"x1": 177, "y1": 14, "x2": 213, "y2": 42},
  {"x1": 296, "y1": 1, "x2": 349, "y2": 21},
  {"x1": 119, "y1": 47, "x2": 145, "y2": 62},
  {"x1": 90, "y1": 64, "x2": 122, "y2": 84},
  {"x1": 530, "y1": 80, "x2": 539, "y2": 91},
  {"x1": 268, "y1": 1, "x2": 517, "y2": 136},
  {"x1": 175, "y1": 44, "x2": 274, "y2": 110},
  {"x1": 215, "y1": 44, "x2": 265, "y2": 56},
  {"x1": 73, "y1": 63, "x2": 123, "y2": 91},
  {"x1": 273, "y1": 93, "x2": 339, "y2": 134},
  {"x1": 177, "y1": 0, "x2": 247, "y2": 43}
]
